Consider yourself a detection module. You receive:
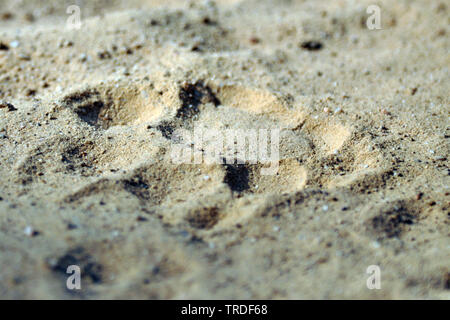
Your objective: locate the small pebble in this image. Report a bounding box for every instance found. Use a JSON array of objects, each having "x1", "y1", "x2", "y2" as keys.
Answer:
[
  {"x1": 300, "y1": 40, "x2": 323, "y2": 51},
  {"x1": 24, "y1": 226, "x2": 33, "y2": 236},
  {"x1": 18, "y1": 53, "x2": 31, "y2": 61},
  {"x1": 79, "y1": 53, "x2": 87, "y2": 62},
  {"x1": 249, "y1": 37, "x2": 261, "y2": 44},
  {"x1": 0, "y1": 101, "x2": 17, "y2": 111},
  {"x1": 371, "y1": 241, "x2": 381, "y2": 249},
  {"x1": 67, "y1": 223, "x2": 78, "y2": 230},
  {"x1": 111, "y1": 230, "x2": 120, "y2": 237},
  {"x1": 24, "y1": 226, "x2": 39, "y2": 237},
  {"x1": 10, "y1": 40, "x2": 20, "y2": 48}
]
